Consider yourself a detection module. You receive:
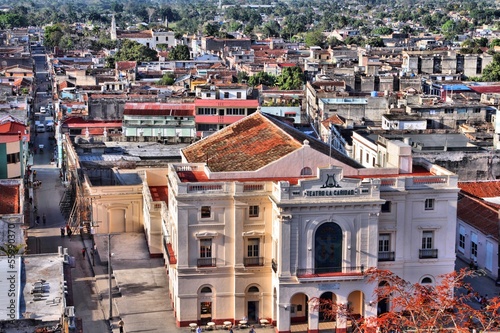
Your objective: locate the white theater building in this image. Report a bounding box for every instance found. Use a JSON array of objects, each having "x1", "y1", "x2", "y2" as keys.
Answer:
[{"x1": 145, "y1": 112, "x2": 458, "y2": 332}]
